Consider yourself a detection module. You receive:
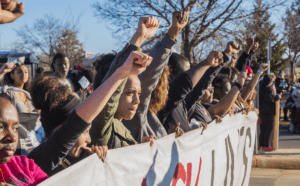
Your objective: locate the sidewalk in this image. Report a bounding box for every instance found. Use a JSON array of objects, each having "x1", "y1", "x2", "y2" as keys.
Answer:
[{"x1": 252, "y1": 149, "x2": 300, "y2": 169}]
